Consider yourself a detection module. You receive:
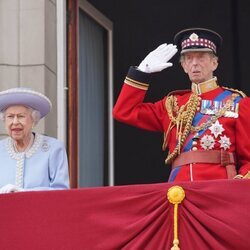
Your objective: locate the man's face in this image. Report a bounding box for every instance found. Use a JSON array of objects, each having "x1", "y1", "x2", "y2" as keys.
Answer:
[{"x1": 181, "y1": 52, "x2": 218, "y2": 84}]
